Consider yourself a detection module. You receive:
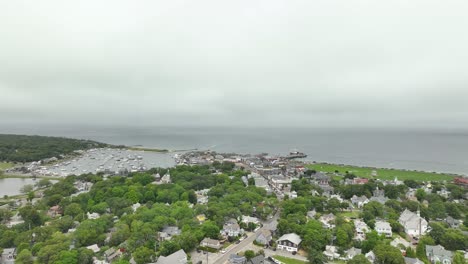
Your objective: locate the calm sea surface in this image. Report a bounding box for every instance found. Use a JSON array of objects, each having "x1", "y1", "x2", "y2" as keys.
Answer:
[{"x1": 2, "y1": 126, "x2": 468, "y2": 175}]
